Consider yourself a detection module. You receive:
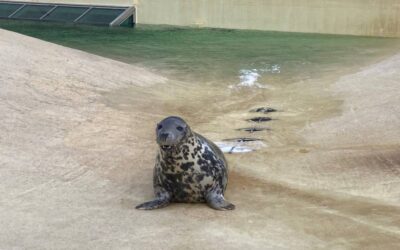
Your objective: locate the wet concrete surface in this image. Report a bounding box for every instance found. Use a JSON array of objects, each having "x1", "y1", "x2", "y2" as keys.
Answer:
[{"x1": 1, "y1": 29, "x2": 400, "y2": 249}]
